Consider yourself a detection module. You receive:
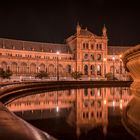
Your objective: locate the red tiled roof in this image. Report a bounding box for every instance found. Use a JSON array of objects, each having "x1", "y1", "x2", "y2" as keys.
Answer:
[
  {"x1": 108, "y1": 46, "x2": 133, "y2": 55},
  {"x1": 0, "y1": 38, "x2": 71, "y2": 53}
]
